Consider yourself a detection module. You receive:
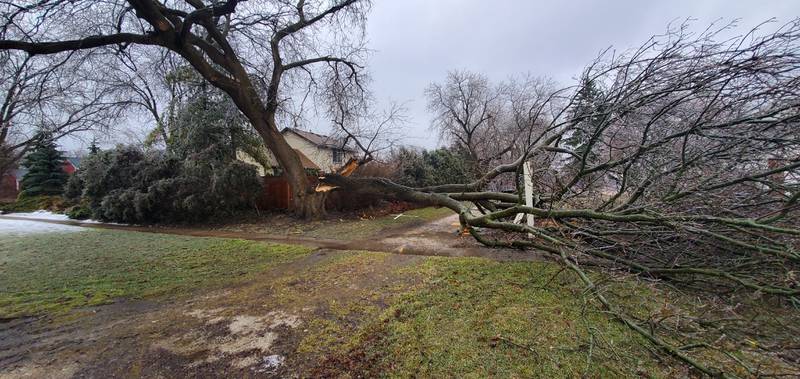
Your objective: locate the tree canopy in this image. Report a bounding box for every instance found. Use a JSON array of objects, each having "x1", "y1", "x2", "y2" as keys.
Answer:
[{"x1": 1, "y1": 0, "x2": 372, "y2": 218}]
